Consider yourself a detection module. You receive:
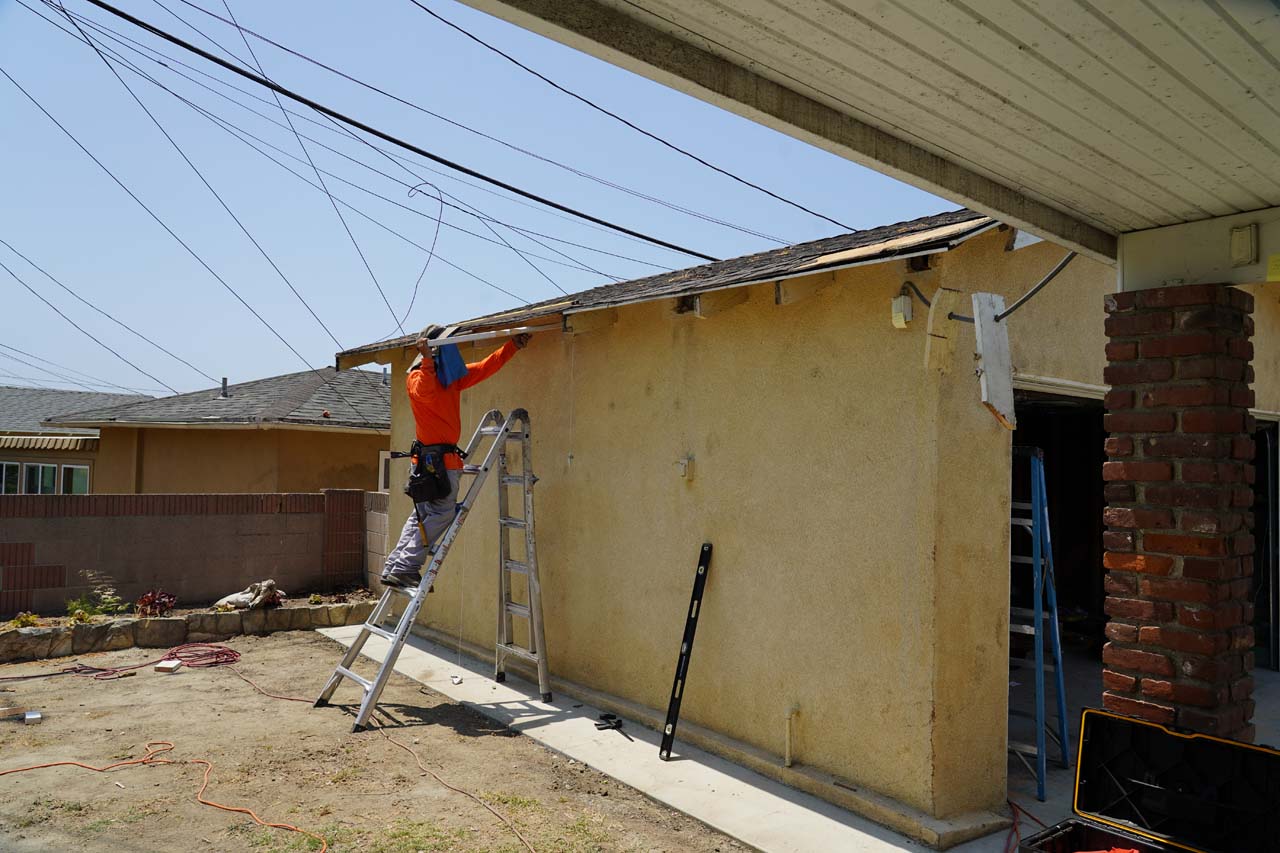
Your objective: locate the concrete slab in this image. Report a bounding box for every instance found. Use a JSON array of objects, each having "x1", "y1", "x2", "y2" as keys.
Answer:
[{"x1": 319, "y1": 625, "x2": 929, "y2": 852}]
